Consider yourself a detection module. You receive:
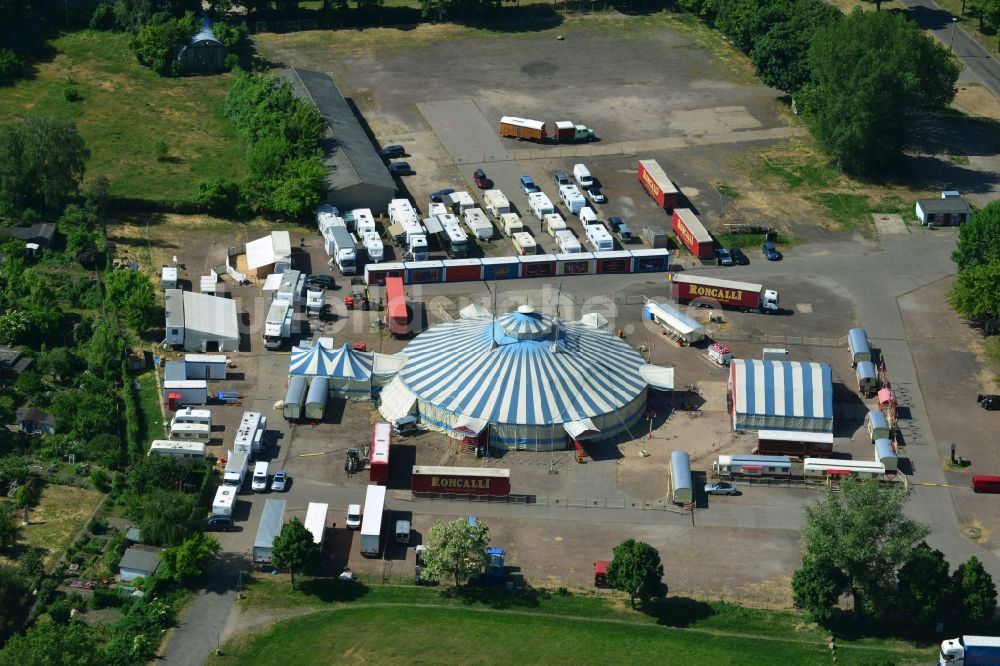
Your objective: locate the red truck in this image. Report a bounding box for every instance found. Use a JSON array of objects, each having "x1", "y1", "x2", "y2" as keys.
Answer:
[
  {"x1": 670, "y1": 274, "x2": 779, "y2": 313},
  {"x1": 370, "y1": 422, "x2": 391, "y2": 484},
  {"x1": 671, "y1": 208, "x2": 715, "y2": 260},
  {"x1": 637, "y1": 159, "x2": 679, "y2": 209},
  {"x1": 410, "y1": 465, "x2": 511, "y2": 497}
]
